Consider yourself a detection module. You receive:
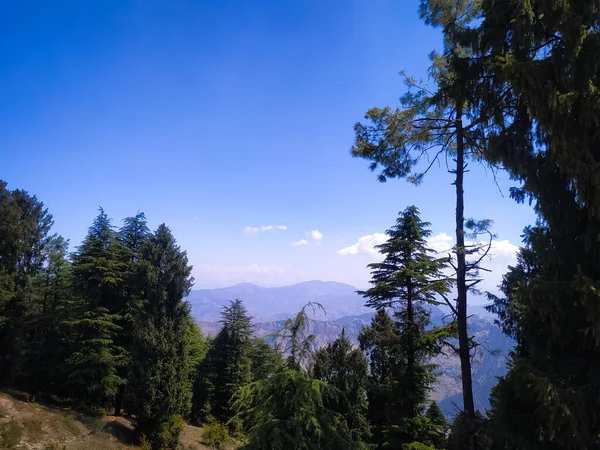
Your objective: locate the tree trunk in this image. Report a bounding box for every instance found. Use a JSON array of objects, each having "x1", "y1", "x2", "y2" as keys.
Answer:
[
  {"x1": 114, "y1": 386, "x2": 123, "y2": 416},
  {"x1": 455, "y1": 109, "x2": 475, "y2": 418}
]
